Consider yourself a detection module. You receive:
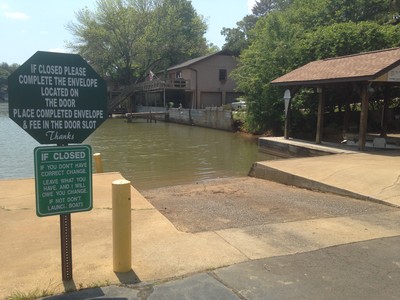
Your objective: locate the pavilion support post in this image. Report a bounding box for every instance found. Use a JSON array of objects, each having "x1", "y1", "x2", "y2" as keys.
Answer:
[
  {"x1": 358, "y1": 84, "x2": 370, "y2": 151},
  {"x1": 316, "y1": 87, "x2": 325, "y2": 144},
  {"x1": 284, "y1": 101, "x2": 291, "y2": 139},
  {"x1": 343, "y1": 99, "x2": 350, "y2": 138},
  {"x1": 381, "y1": 87, "x2": 390, "y2": 137}
]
